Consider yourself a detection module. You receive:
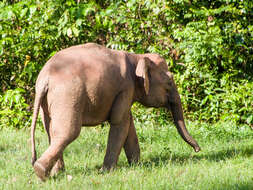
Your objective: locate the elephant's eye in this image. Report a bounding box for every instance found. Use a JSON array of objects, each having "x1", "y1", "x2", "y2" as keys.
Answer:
[{"x1": 160, "y1": 71, "x2": 170, "y2": 82}]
